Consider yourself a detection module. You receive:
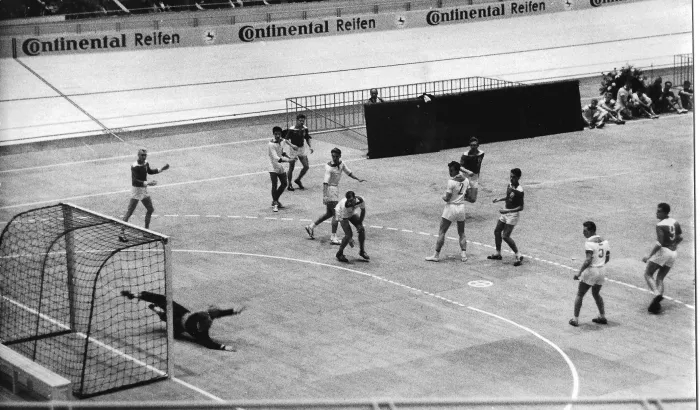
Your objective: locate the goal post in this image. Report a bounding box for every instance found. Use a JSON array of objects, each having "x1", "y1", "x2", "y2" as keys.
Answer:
[{"x1": 0, "y1": 202, "x2": 174, "y2": 398}]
